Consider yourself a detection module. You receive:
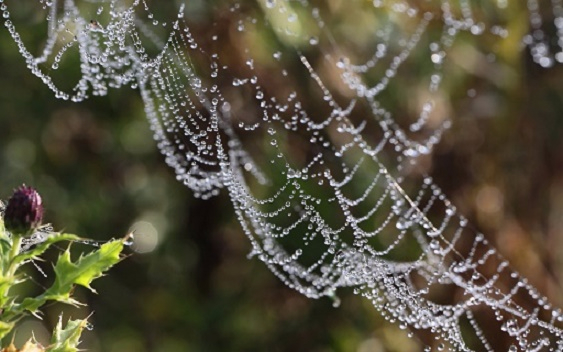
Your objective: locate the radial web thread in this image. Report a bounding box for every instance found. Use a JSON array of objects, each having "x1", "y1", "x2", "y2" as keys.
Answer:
[{"x1": 3, "y1": 0, "x2": 563, "y2": 350}]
